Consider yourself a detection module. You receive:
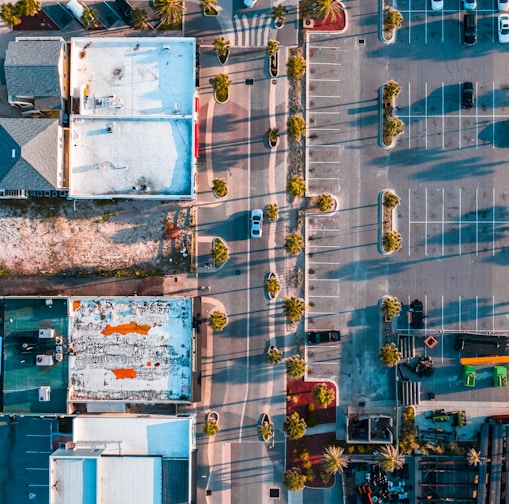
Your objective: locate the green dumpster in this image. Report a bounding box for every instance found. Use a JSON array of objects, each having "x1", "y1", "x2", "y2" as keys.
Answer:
[
  {"x1": 463, "y1": 365, "x2": 476, "y2": 387},
  {"x1": 494, "y1": 366, "x2": 507, "y2": 387}
]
